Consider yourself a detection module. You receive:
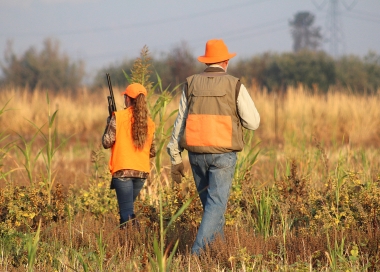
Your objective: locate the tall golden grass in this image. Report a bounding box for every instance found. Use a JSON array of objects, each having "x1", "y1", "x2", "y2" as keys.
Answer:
[
  {"x1": 2, "y1": 86, "x2": 379, "y2": 146},
  {"x1": 1, "y1": 85, "x2": 378, "y2": 188}
]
